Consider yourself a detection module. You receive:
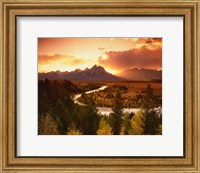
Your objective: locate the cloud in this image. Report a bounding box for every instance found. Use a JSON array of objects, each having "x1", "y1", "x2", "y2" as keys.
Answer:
[
  {"x1": 98, "y1": 45, "x2": 162, "y2": 71},
  {"x1": 121, "y1": 38, "x2": 162, "y2": 50},
  {"x1": 38, "y1": 53, "x2": 99, "y2": 72},
  {"x1": 38, "y1": 54, "x2": 85, "y2": 66},
  {"x1": 123, "y1": 38, "x2": 140, "y2": 42},
  {"x1": 70, "y1": 59, "x2": 85, "y2": 65},
  {"x1": 144, "y1": 38, "x2": 162, "y2": 45},
  {"x1": 38, "y1": 54, "x2": 63, "y2": 64},
  {"x1": 98, "y1": 47, "x2": 105, "y2": 51}
]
